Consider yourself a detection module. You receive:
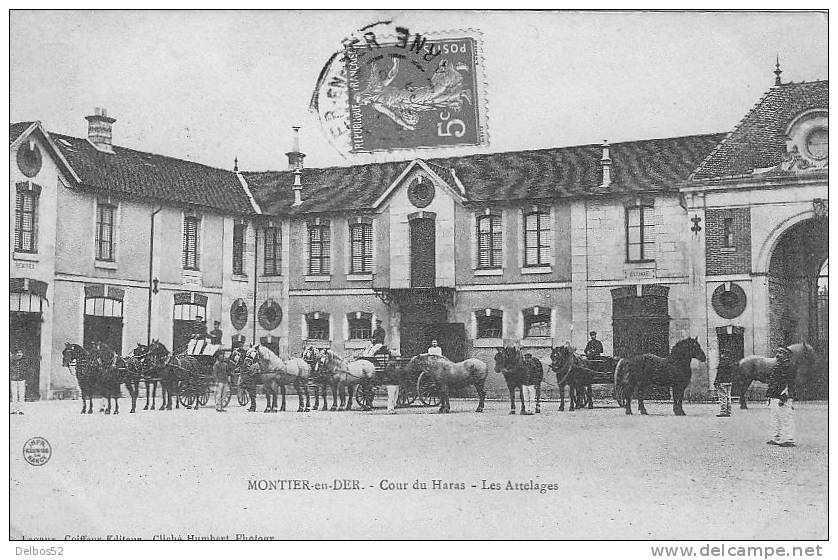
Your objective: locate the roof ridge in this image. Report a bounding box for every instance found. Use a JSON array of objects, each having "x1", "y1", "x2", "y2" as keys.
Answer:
[
  {"x1": 243, "y1": 131, "x2": 727, "y2": 176},
  {"x1": 689, "y1": 86, "x2": 780, "y2": 180}
]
